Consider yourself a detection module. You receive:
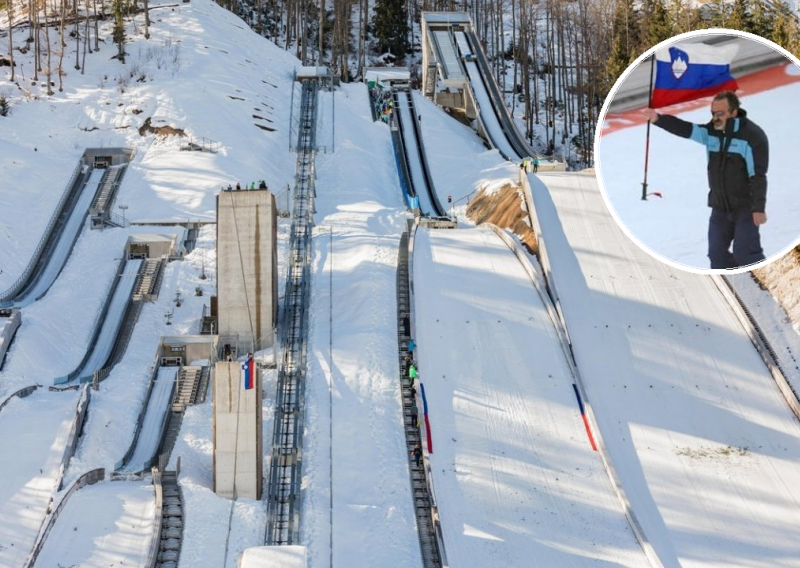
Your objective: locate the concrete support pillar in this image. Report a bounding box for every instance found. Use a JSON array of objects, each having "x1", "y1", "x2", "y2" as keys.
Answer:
[{"x1": 213, "y1": 360, "x2": 263, "y2": 500}]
